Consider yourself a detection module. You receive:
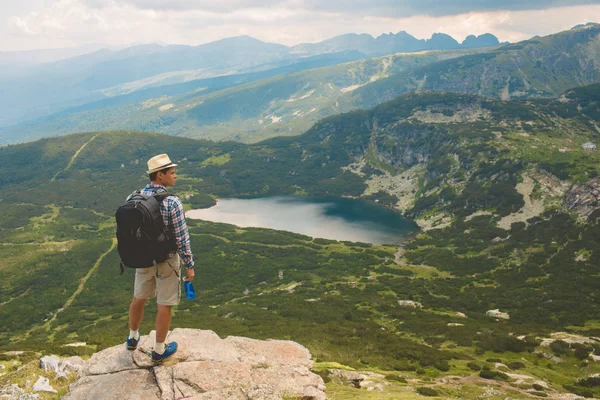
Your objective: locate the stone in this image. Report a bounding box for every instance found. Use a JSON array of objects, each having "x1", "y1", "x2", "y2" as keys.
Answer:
[
  {"x1": 40, "y1": 355, "x2": 60, "y2": 373},
  {"x1": 86, "y1": 343, "x2": 138, "y2": 375},
  {"x1": 329, "y1": 369, "x2": 387, "y2": 391},
  {"x1": 224, "y1": 335, "x2": 313, "y2": 368},
  {"x1": 447, "y1": 323, "x2": 464, "y2": 327},
  {"x1": 455, "y1": 312, "x2": 467, "y2": 318},
  {"x1": 33, "y1": 376, "x2": 57, "y2": 393},
  {"x1": 64, "y1": 329, "x2": 326, "y2": 400},
  {"x1": 60, "y1": 356, "x2": 86, "y2": 375},
  {"x1": 397, "y1": 300, "x2": 423, "y2": 309},
  {"x1": 486, "y1": 309, "x2": 510, "y2": 320},
  {"x1": 329, "y1": 369, "x2": 365, "y2": 388},
  {"x1": 0, "y1": 384, "x2": 24, "y2": 397},
  {"x1": 534, "y1": 351, "x2": 563, "y2": 363},
  {"x1": 63, "y1": 369, "x2": 160, "y2": 400},
  {"x1": 39, "y1": 355, "x2": 85, "y2": 378}
]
